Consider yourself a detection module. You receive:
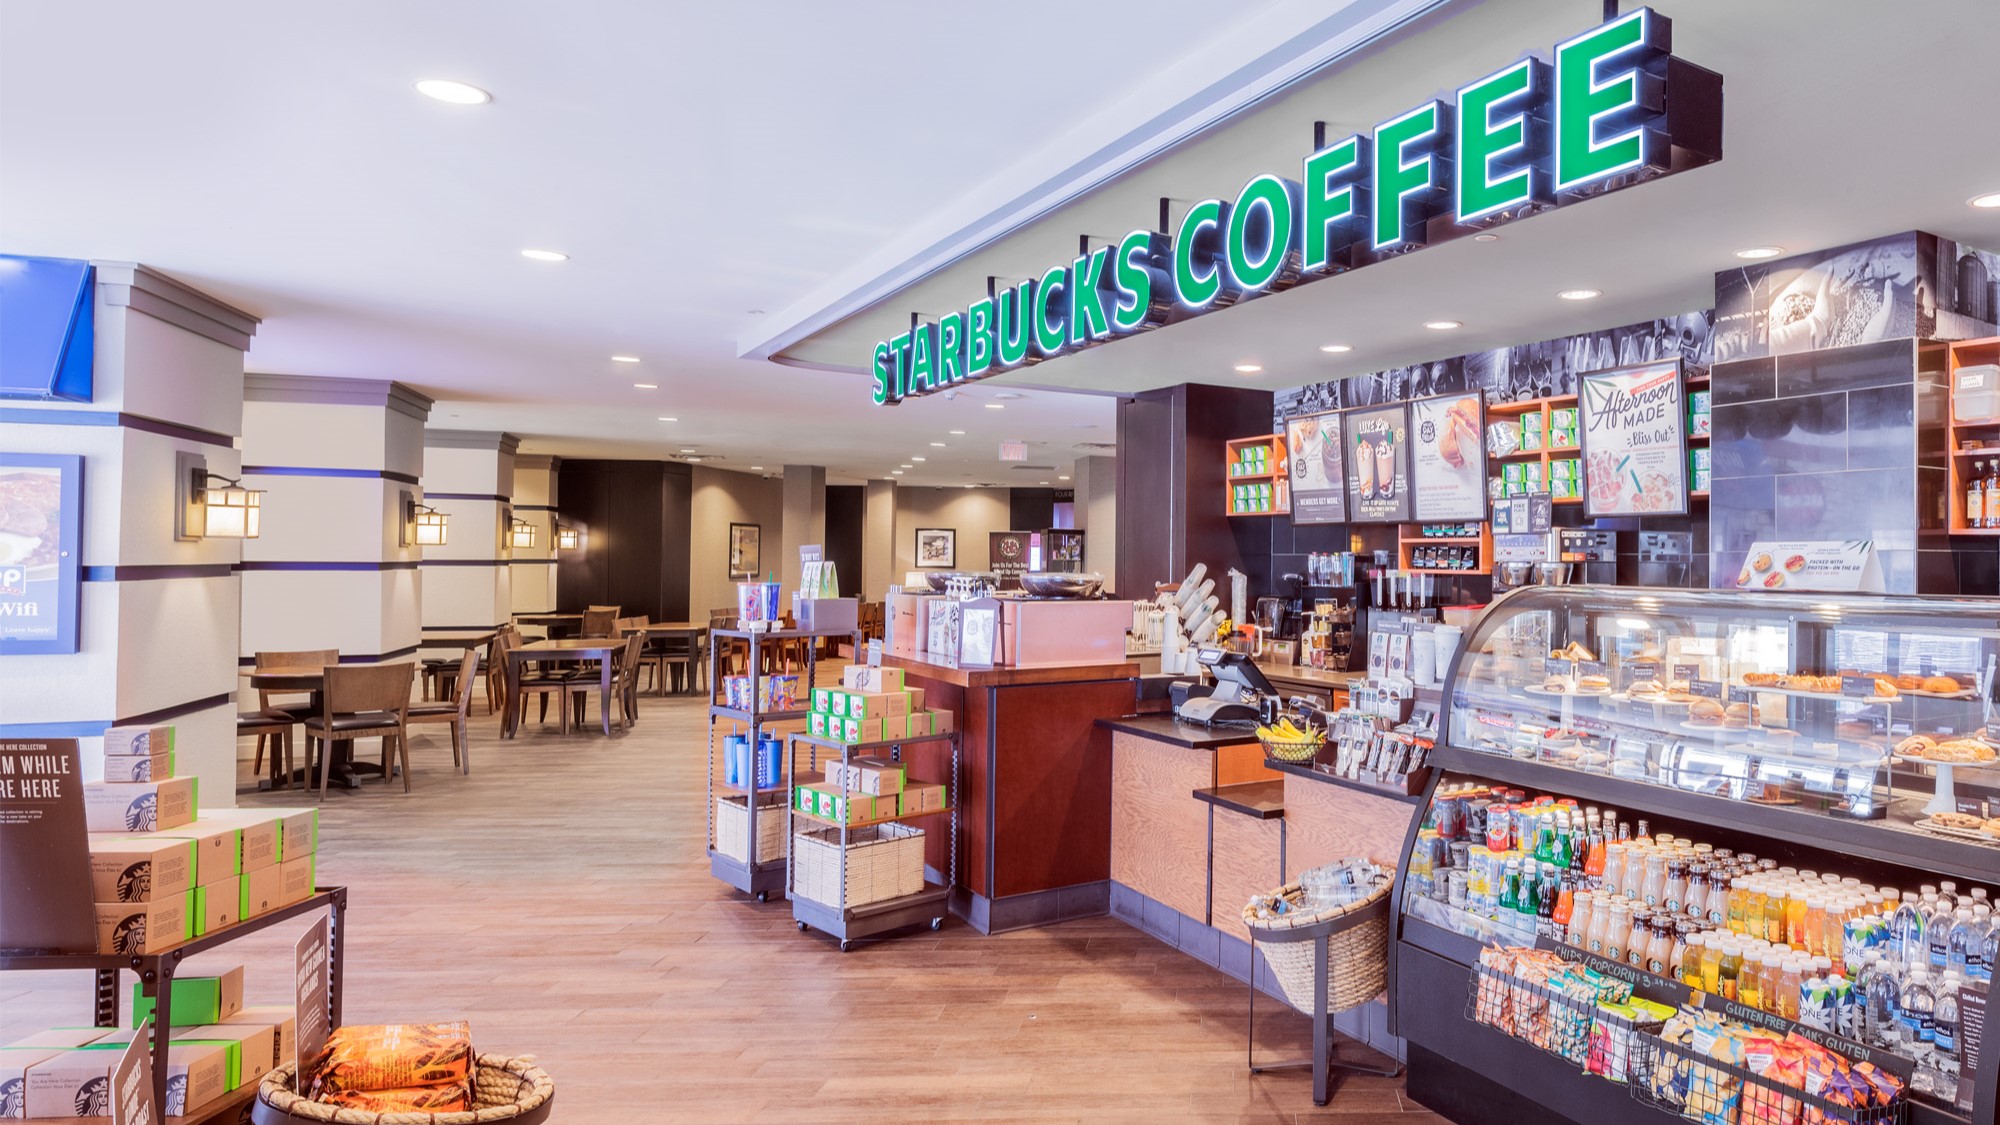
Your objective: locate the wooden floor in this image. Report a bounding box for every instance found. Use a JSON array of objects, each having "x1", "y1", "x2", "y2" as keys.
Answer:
[{"x1": 4, "y1": 685, "x2": 1448, "y2": 1123}]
